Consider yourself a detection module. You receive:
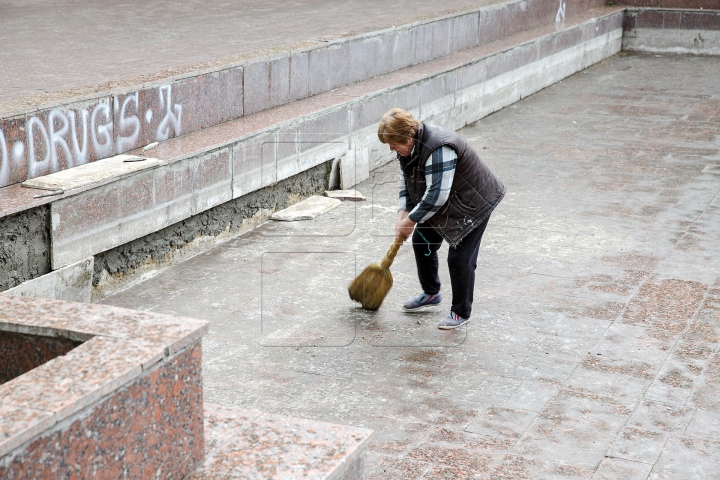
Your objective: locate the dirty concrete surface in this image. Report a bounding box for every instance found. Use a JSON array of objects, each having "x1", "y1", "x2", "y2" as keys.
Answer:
[
  {"x1": 0, "y1": 0, "x2": 499, "y2": 104},
  {"x1": 103, "y1": 52, "x2": 720, "y2": 479}
]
